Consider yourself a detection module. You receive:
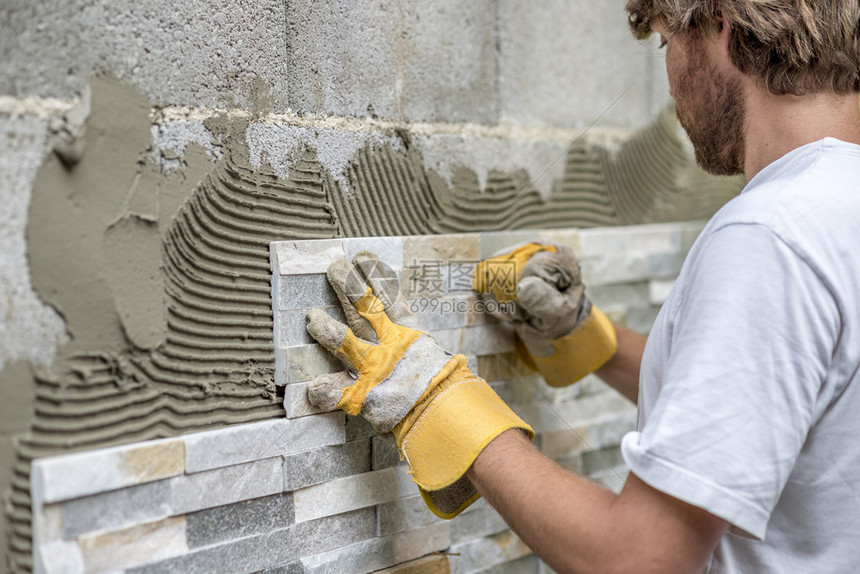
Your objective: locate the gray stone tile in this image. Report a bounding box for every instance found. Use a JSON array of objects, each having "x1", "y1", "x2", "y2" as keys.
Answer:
[
  {"x1": 277, "y1": 344, "x2": 344, "y2": 385},
  {"x1": 345, "y1": 414, "x2": 376, "y2": 441},
  {"x1": 277, "y1": 306, "x2": 345, "y2": 348},
  {"x1": 377, "y1": 494, "x2": 441, "y2": 536},
  {"x1": 293, "y1": 468, "x2": 398, "y2": 523},
  {"x1": 61, "y1": 479, "x2": 171, "y2": 539},
  {"x1": 128, "y1": 508, "x2": 376, "y2": 574},
  {"x1": 283, "y1": 439, "x2": 371, "y2": 492},
  {"x1": 409, "y1": 295, "x2": 470, "y2": 331},
  {"x1": 371, "y1": 435, "x2": 401, "y2": 470},
  {"x1": 581, "y1": 446, "x2": 625, "y2": 477},
  {"x1": 277, "y1": 274, "x2": 337, "y2": 311},
  {"x1": 448, "y1": 529, "x2": 532, "y2": 574},
  {"x1": 31, "y1": 437, "x2": 184, "y2": 504},
  {"x1": 78, "y1": 516, "x2": 187, "y2": 574},
  {"x1": 341, "y1": 236, "x2": 404, "y2": 269},
  {"x1": 299, "y1": 536, "x2": 392, "y2": 574},
  {"x1": 473, "y1": 554, "x2": 540, "y2": 574},
  {"x1": 450, "y1": 499, "x2": 508, "y2": 544},
  {"x1": 170, "y1": 456, "x2": 283, "y2": 516},
  {"x1": 271, "y1": 240, "x2": 345, "y2": 276},
  {"x1": 183, "y1": 412, "x2": 345, "y2": 473},
  {"x1": 479, "y1": 231, "x2": 540, "y2": 259},
  {"x1": 186, "y1": 492, "x2": 295, "y2": 549},
  {"x1": 283, "y1": 381, "x2": 325, "y2": 419}
]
